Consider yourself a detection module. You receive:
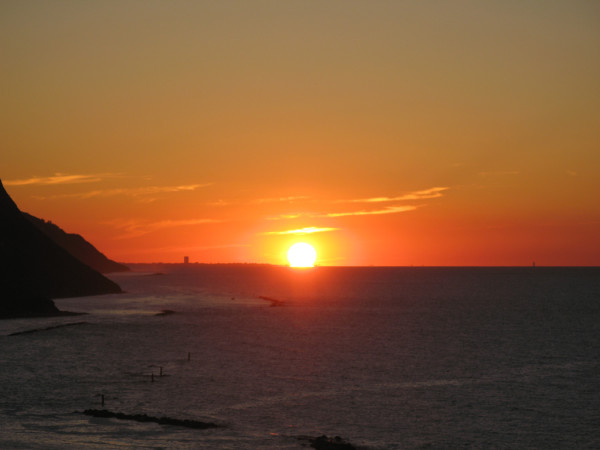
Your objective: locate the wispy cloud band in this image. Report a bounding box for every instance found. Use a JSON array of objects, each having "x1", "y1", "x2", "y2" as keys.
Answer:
[
  {"x1": 322, "y1": 205, "x2": 418, "y2": 218},
  {"x1": 253, "y1": 196, "x2": 309, "y2": 204},
  {"x1": 35, "y1": 184, "x2": 211, "y2": 200},
  {"x1": 346, "y1": 187, "x2": 449, "y2": 203},
  {"x1": 107, "y1": 218, "x2": 221, "y2": 239},
  {"x1": 261, "y1": 226, "x2": 339, "y2": 235},
  {"x1": 4, "y1": 173, "x2": 121, "y2": 186}
]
